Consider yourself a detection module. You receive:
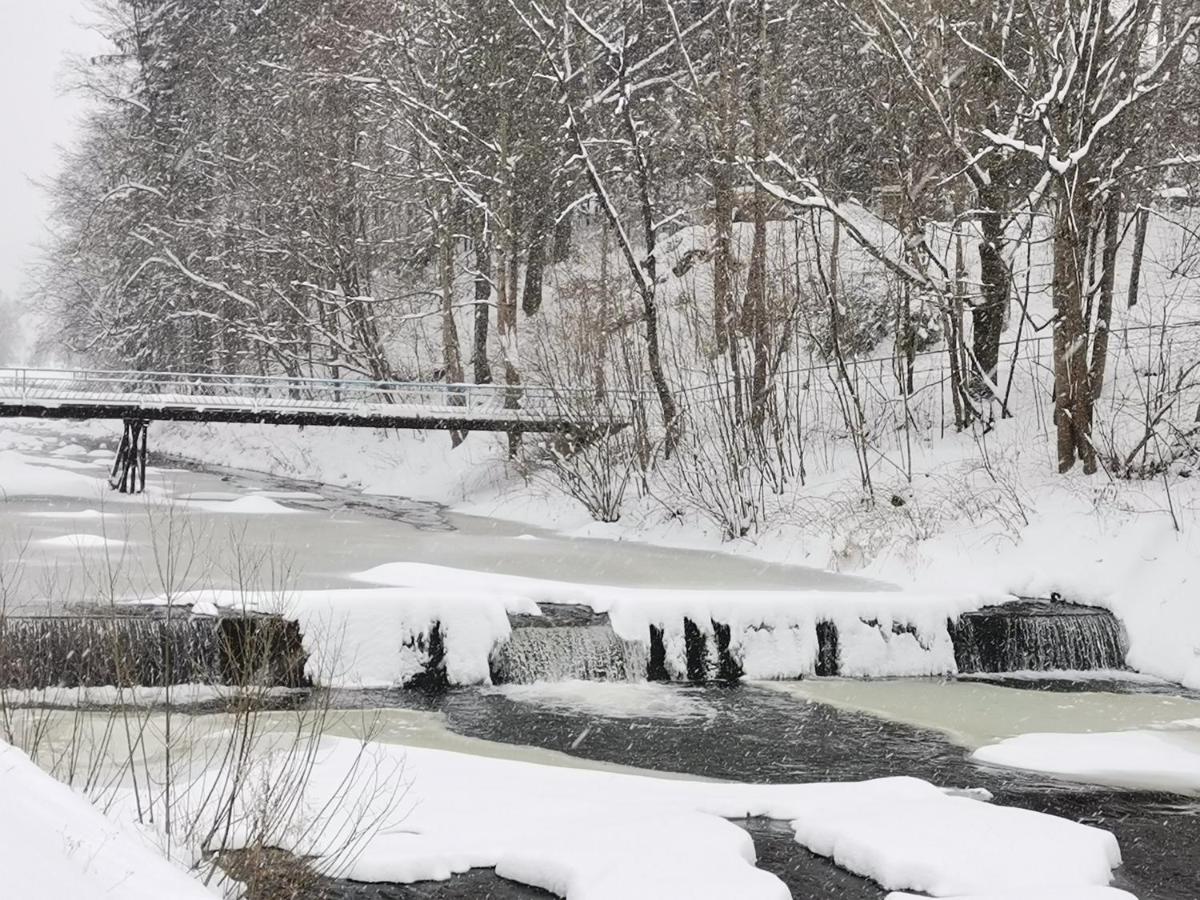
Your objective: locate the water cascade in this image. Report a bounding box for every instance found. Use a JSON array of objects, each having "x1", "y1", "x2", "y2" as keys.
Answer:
[
  {"x1": 333, "y1": 601, "x2": 1131, "y2": 689},
  {"x1": 948, "y1": 601, "x2": 1127, "y2": 673},
  {"x1": 491, "y1": 605, "x2": 649, "y2": 684},
  {"x1": 0, "y1": 609, "x2": 309, "y2": 689}
]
